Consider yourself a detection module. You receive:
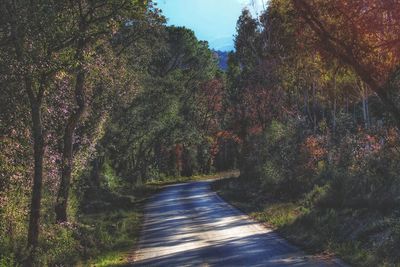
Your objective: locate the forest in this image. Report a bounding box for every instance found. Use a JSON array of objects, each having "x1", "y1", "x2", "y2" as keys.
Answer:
[{"x1": 1, "y1": 0, "x2": 400, "y2": 266}]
